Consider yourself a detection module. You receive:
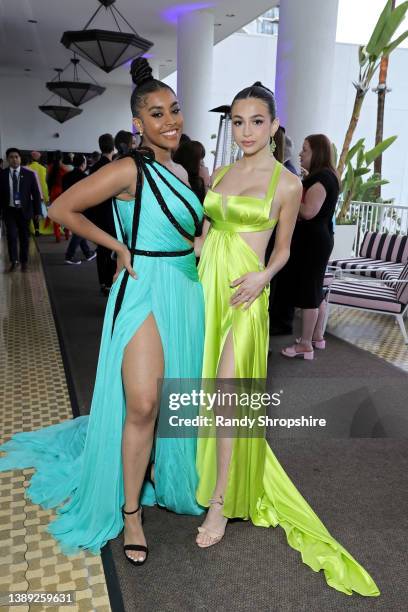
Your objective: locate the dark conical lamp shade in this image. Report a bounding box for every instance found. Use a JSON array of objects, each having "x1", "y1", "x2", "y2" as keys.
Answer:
[
  {"x1": 61, "y1": 29, "x2": 153, "y2": 73},
  {"x1": 38, "y1": 105, "x2": 83, "y2": 124},
  {"x1": 46, "y1": 81, "x2": 106, "y2": 107}
]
